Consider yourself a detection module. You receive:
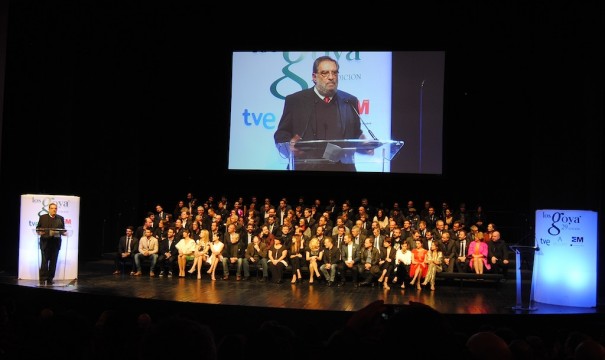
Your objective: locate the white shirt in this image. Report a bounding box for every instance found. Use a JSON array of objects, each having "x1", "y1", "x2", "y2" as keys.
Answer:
[{"x1": 396, "y1": 249, "x2": 412, "y2": 265}]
